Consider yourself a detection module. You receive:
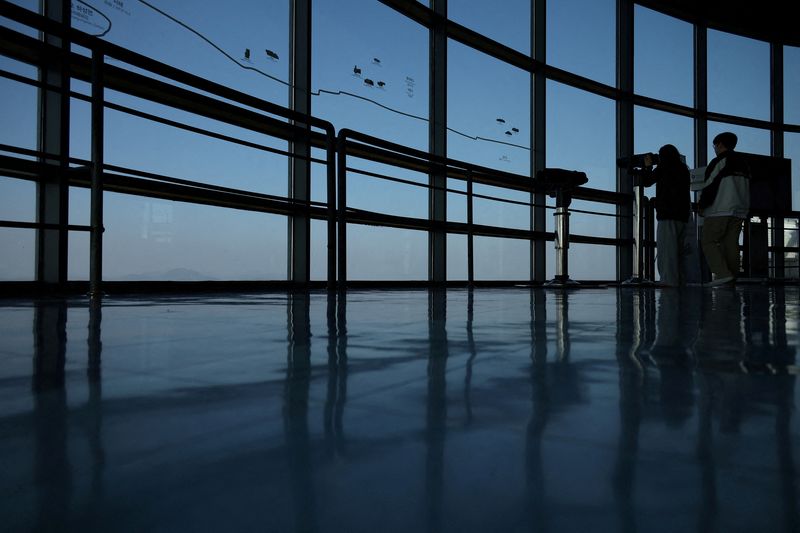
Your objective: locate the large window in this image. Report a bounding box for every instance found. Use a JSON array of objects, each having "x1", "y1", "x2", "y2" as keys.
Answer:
[
  {"x1": 346, "y1": 226, "x2": 427, "y2": 281},
  {"x1": 2, "y1": 0, "x2": 38, "y2": 38},
  {"x1": 635, "y1": 107, "x2": 695, "y2": 169},
  {"x1": 547, "y1": 82, "x2": 616, "y2": 191},
  {"x1": 0, "y1": 56, "x2": 38, "y2": 281},
  {"x1": 448, "y1": 0, "x2": 530, "y2": 54},
  {"x1": 708, "y1": 30, "x2": 770, "y2": 121},
  {"x1": 72, "y1": 0, "x2": 290, "y2": 107},
  {"x1": 786, "y1": 46, "x2": 800, "y2": 126},
  {"x1": 312, "y1": 0, "x2": 428, "y2": 151},
  {"x1": 546, "y1": 81, "x2": 616, "y2": 281},
  {"x1": 708, "y1": 122, "x2": 771, "y2": 157},
  {"x1": 448, "y1": 39, "x2": 531, "y2": 176},
  {"x1": 0, "y1": 58, "x2": 37, "y2": 152},
  {"x1": 786, "y1": 133, "x2": 800, "y2": 212},
  {"x1": 101, "y1": 193, "x2": 287, "y2": 281},
  {"x1": 634, "y1": 5, "x2": 693, "y2": 107},
  {"x1": 547, "y1": 0, "x2": 615, "y2": 86}
]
